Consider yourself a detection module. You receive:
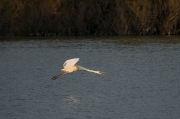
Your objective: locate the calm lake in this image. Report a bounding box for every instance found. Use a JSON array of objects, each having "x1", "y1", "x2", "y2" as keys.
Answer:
[{"x1": 0, "y1": 36, "x2": 180, "y2": 119}]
